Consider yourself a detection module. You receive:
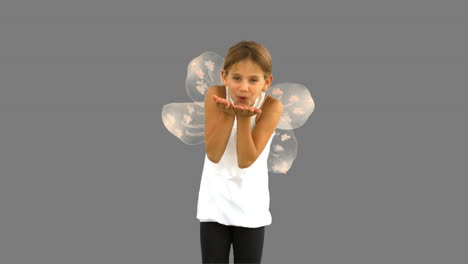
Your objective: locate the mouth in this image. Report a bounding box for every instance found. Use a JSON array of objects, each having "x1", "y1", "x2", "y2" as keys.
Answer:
[{"x1": 237, "y1": 96, "x2": 248, "y2": 101}]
